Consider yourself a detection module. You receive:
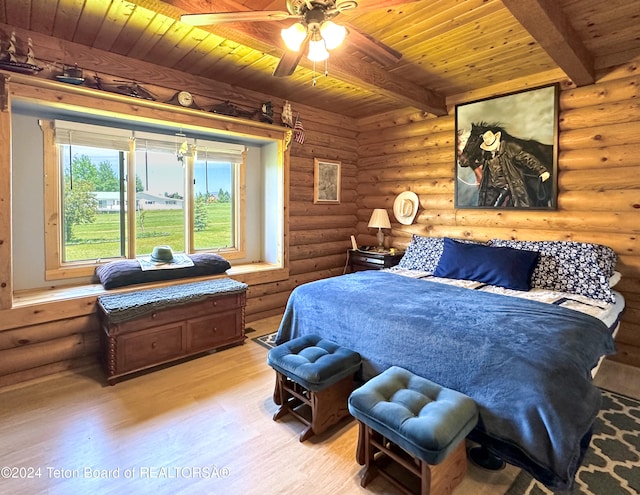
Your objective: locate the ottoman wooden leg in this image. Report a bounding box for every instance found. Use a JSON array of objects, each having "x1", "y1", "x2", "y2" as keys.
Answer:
[
  {"x1": 309, "y1": 374, "x2": 354, "y2": 436},
  {"x1": 361, "y1": 423, "x2": 378, "y2": 488},
  {"x1": 273, "y1": 371, "x2": 283, "y2": 406},
  {"x1": 355, "y1": 420, "x2": 366, "y2": 465}
]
